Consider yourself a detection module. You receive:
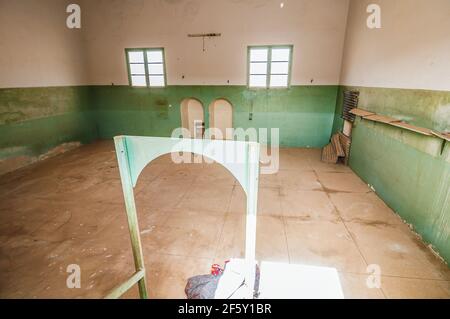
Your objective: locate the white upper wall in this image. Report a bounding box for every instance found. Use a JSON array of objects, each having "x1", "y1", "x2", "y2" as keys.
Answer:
[
  {"x1": 82, "y1": 0, "x2": 349, "y2": 86},
  {"x1": 340, "y1": 0, "x2": 450, "y2": 91},
  {"x1": 0, "y1": 0, "x2": 88, "y2": 88},
  {"x1": 7, "y1": 0, "x2": 448, "y2": 90}
]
